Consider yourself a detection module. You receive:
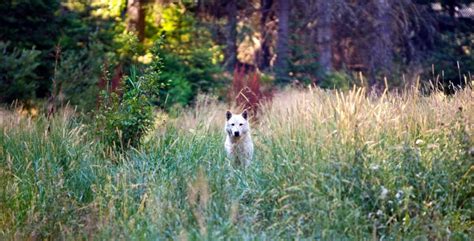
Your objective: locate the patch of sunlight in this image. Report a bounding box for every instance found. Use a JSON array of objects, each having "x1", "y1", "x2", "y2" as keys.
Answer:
[
  {"x1": 62, "y1": 0, "x2": 86, "y2": 12},
  {"x1": 161, "y1": 4, "x2": 183, "y2": 32},
  {"x1": 237, "y1": 33, "x2": 261, "y2": 65},
  {"x1": 137, "y1": 52, "x2": 153, "y2": 64},
  {"x1": 91, "y1": 0, "x2": 125, "y2": 19},
  {"x1": 153, "y1": 110, "x2": 168, "y2": 129},
  {"x1": 143, "y1": 110, "x2": 169, "y2": 143},
  {"x1": 211, "y1": 45, "x2": 224, "y2": 65},
  {"x1": 17, "y1": 106, "x2": 38, "y2": 119},
  {"x1": 462, "y1": 45, "x2": 470, "y2": 55},
  {"x1": 180, "y1": 34, "x2": 190, "y2": 43}
]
